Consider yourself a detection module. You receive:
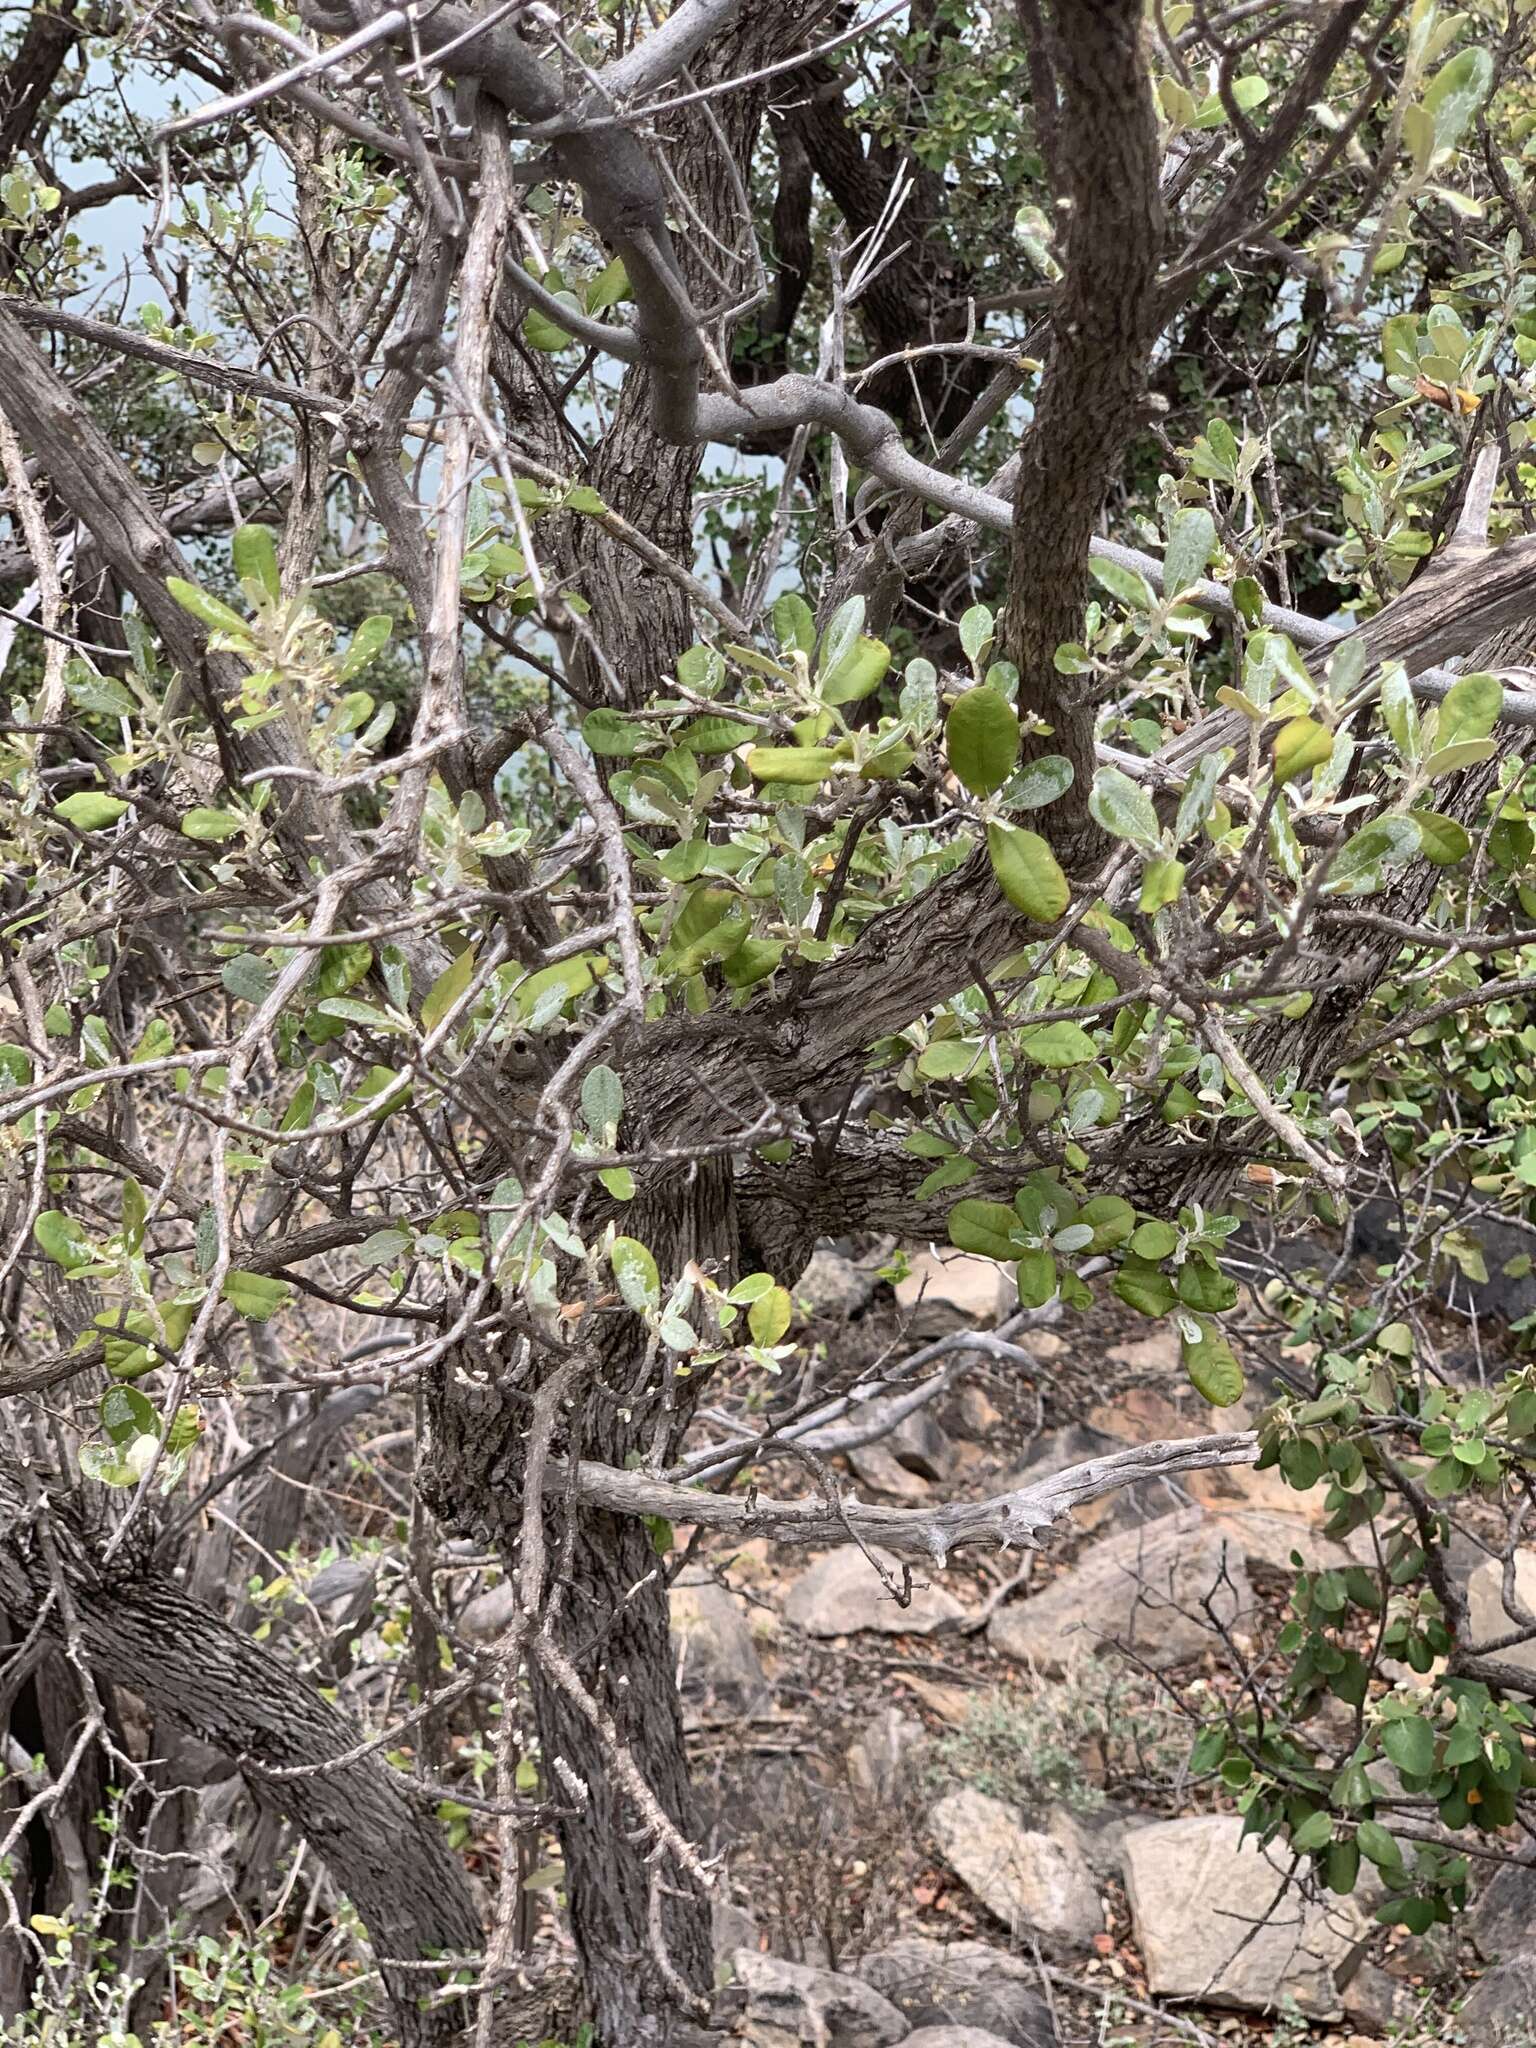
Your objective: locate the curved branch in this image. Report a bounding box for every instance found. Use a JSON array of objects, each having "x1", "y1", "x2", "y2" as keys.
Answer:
[{"x1": 0, "y1": 1480, "x2": 482, "y2": 2045}]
